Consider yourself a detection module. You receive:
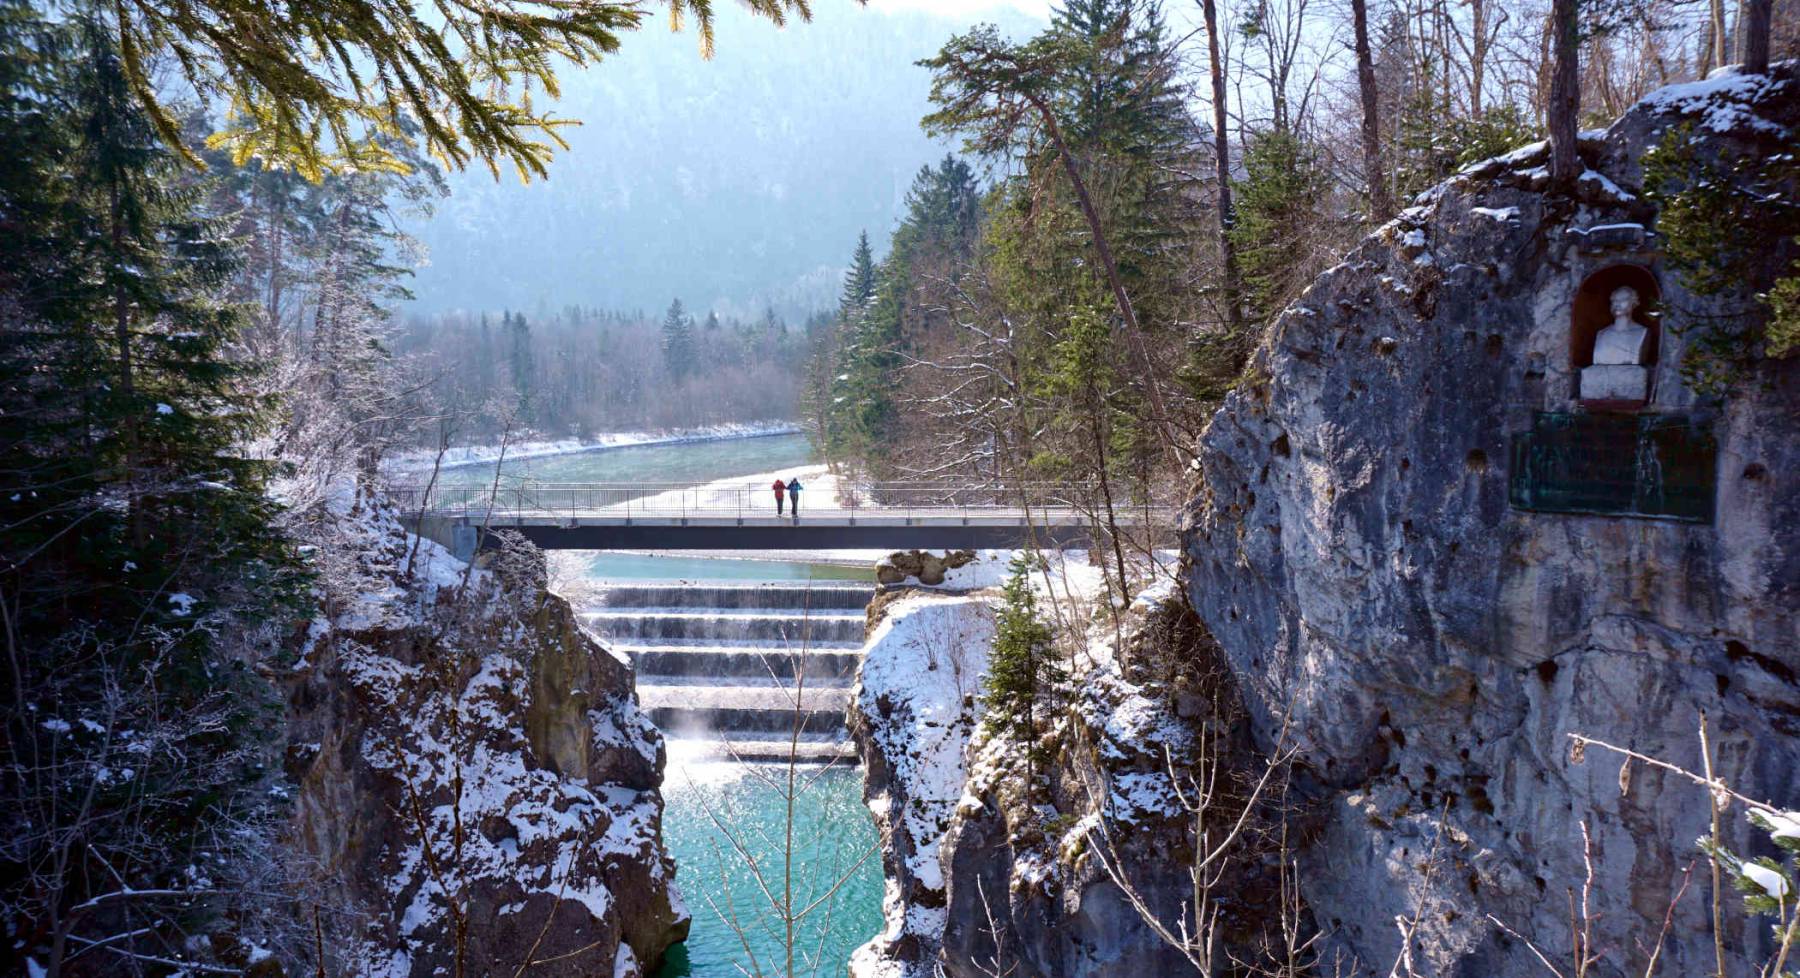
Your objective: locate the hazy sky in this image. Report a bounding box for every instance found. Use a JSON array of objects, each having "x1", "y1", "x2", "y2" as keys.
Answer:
[
  {"x1": 872, "y1": 0, "x2": 1053, "y2": 15},
  {"x1": 403, "y1": 1, "x2": 1051, "y2": 319}
]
